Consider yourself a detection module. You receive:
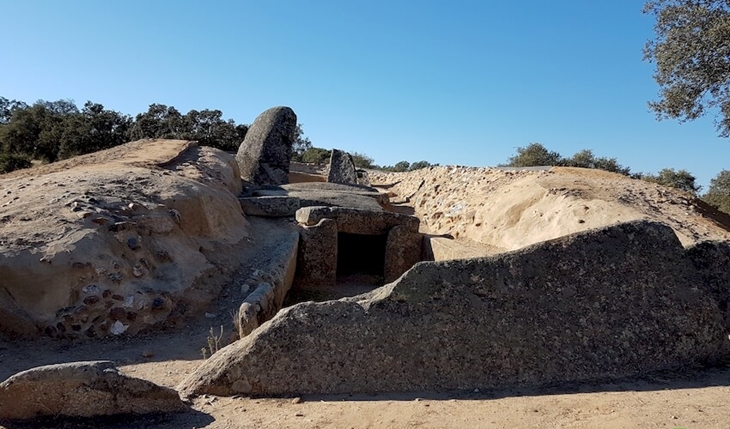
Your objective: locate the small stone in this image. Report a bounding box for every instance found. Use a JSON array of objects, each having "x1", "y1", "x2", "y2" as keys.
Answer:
[
  {"x1": 110, "y1": 320, "x2": 128, "y2": 335},
  {"x1": 83, "y1": 296, "x2": 99, "y2": 305},
  {"x1": 109, "y1": 307, "x2": 126, "y2": 321},
  {"x1": 91, "y1": 217, "x2": 109, "y2": 226},
  {"x1": 127, "y1": 237, "x2": 141, "y2": 251},
  {"x1": 295, "y1": 412, "x2": 304, "y2": 417},
  {"x1": 151, "y1": 297, "x2": 165, "y2": 310},
  {"x1": 291, "y1": 397, "x2": 302, "y2": 404},
  {"x1": 133, "y1": 265, "x2": 144, "y2": 277},
  {"x1": 82, "y1": 284, "x2": 100, "y2": 295}
]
